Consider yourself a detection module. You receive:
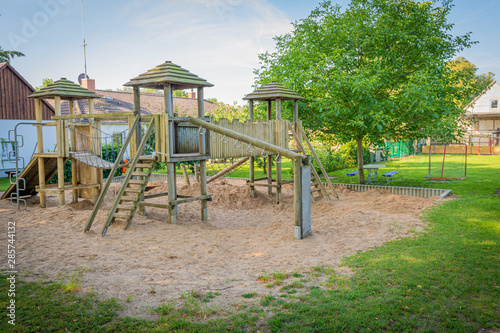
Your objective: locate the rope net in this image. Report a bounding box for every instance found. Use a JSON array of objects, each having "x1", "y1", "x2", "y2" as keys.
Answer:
[{"x1": 68, "y1": 125, "x2": 130, "y2": 170}]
